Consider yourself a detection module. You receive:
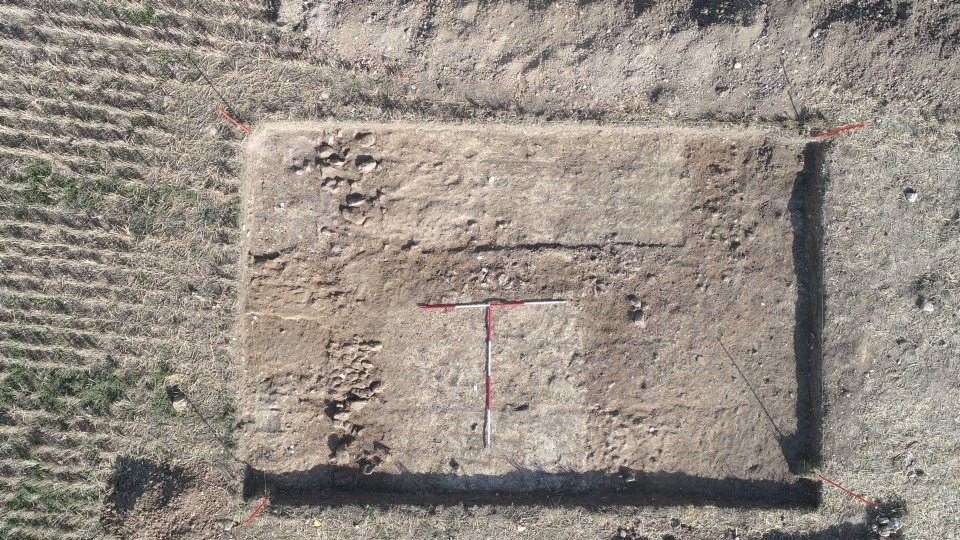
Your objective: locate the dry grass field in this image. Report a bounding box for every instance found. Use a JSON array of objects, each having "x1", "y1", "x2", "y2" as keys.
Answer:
[{"x1": 0, "y1": 1, "x2": 957, "y2": 539}]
